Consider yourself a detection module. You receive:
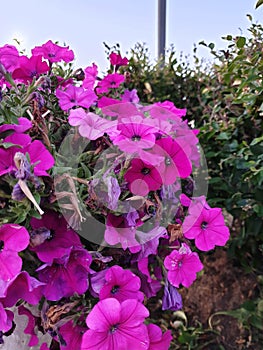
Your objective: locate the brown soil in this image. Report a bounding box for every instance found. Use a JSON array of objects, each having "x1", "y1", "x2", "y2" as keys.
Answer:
[{"x1": 179, "y1": 249, "x2": 260, "y2": 349}]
